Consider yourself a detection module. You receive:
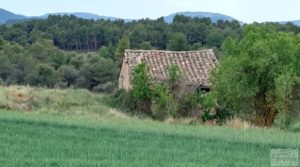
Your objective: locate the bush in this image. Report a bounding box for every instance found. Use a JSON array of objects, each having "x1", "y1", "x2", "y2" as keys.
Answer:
[
  {"x1": 93, "y1": 82, "x2": 116, "y2": 93},
  {"x1": 25, "y1": 64, "x2": 59, "y2": 87},
  {"x1": 132, "y1": 63, "x2": 152, "y2": 113},
  {"x1": 109, "y1": 89, "x2": 139, "y2": 114},
  {"x1": 151, "y1": 84, "x2": 178, "y2": 120},
  {"x1": 178, "y1": 92, "x2": 202, "y2": 117},
  {"x1": 0, "y1": 77, "x2": 4, "y2": 85},
  {"x1": 274, "y1": 112, "x2": 291, "y2": 129}
]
